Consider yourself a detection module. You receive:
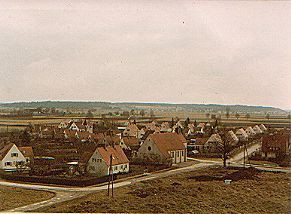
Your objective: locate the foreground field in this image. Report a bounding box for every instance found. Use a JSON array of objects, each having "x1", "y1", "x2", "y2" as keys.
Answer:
[
  {"x1": 0, "y1": 186, "x2": 55, "y2": 211},
  {"x1": 36, "y1": 166, "x2": 289, "y2": 213}
]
